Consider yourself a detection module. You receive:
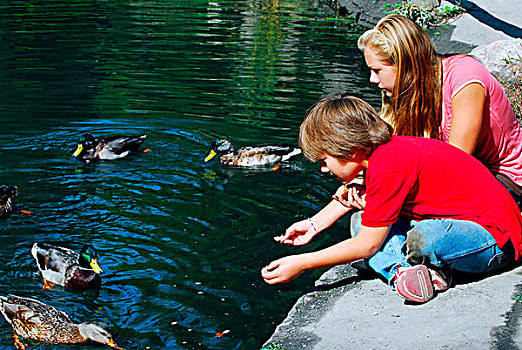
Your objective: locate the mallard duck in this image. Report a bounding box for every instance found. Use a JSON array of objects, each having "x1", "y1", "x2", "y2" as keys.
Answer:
[
  {"x1": 0, "y1": 294, "x2": 122, "y2": 349},
  {"x1": 0, "y1": 184, "x2": 17, "y2": 217},
  {"x1": 204, "y1": 139, "x2": 301, "y2": 167},
  {"x1": 72, "y1": 133, "x2": 147, "y2": 163},
  {"x1": 31, "y1": 243, "x2": 103, "y2": 290}
]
